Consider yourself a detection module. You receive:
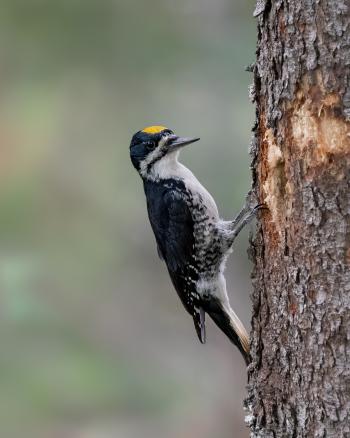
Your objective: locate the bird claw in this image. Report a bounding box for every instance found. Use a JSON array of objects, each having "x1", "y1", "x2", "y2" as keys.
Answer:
[{"x1": 253, "y1": 203, "x2": 268, "y2": 212}]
